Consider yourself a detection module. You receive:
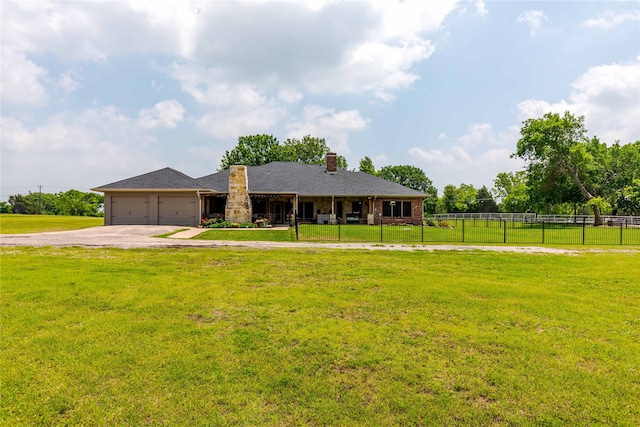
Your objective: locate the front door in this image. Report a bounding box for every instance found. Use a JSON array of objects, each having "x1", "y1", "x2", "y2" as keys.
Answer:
[{"x1": 274, "y1": 203, "x2": 283, "y2": 223}]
